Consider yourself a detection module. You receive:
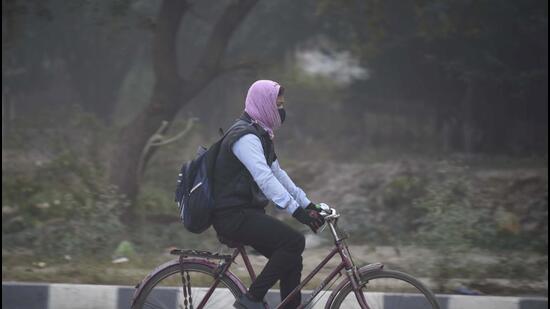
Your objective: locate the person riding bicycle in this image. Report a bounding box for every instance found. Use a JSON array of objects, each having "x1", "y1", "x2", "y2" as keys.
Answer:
[{"x1": 212, "y1": 80, "x2": 325, "y2": 309}]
